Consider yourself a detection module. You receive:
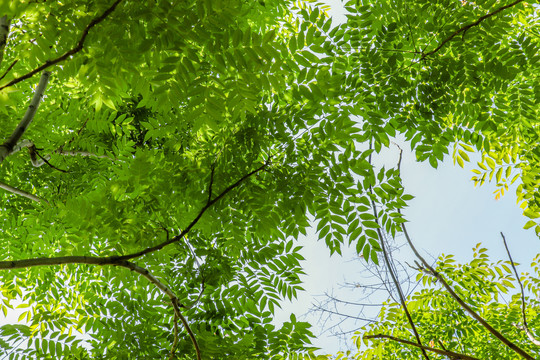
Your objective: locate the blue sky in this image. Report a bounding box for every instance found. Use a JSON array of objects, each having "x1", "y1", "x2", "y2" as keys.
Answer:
[
  {"x1": 274, "y1": 138, "x2": 539, "y2": 354},
  {"x1": 271, "y1": 1, "x2": 540, "y2": 354}
]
